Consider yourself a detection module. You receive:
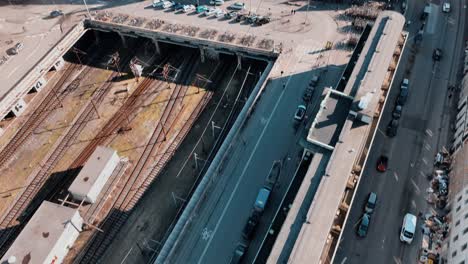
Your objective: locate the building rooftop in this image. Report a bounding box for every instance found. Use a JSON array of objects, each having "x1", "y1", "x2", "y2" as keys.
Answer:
[
  {"x1": 1, "y1": 201, "x2": 81, "y2": 263},
  {"x1": 307, "y1": 88, "x2": 353, "y2": 150}
]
